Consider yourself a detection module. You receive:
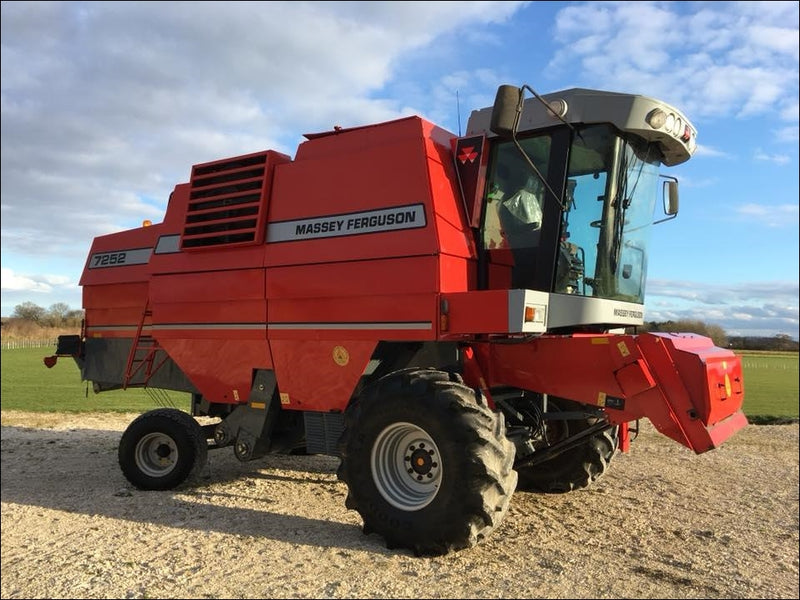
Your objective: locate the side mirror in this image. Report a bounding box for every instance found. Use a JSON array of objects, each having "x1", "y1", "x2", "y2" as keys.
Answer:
[
  {"x1": 655, "y1": 176, "x2": 679, "y2": 224},
  {"x1": 665, "y1": 180, "x2": 679, "y2": 215},
  {"x1": 490, "y1": 85, "x2": 523, "y2": 138}
]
